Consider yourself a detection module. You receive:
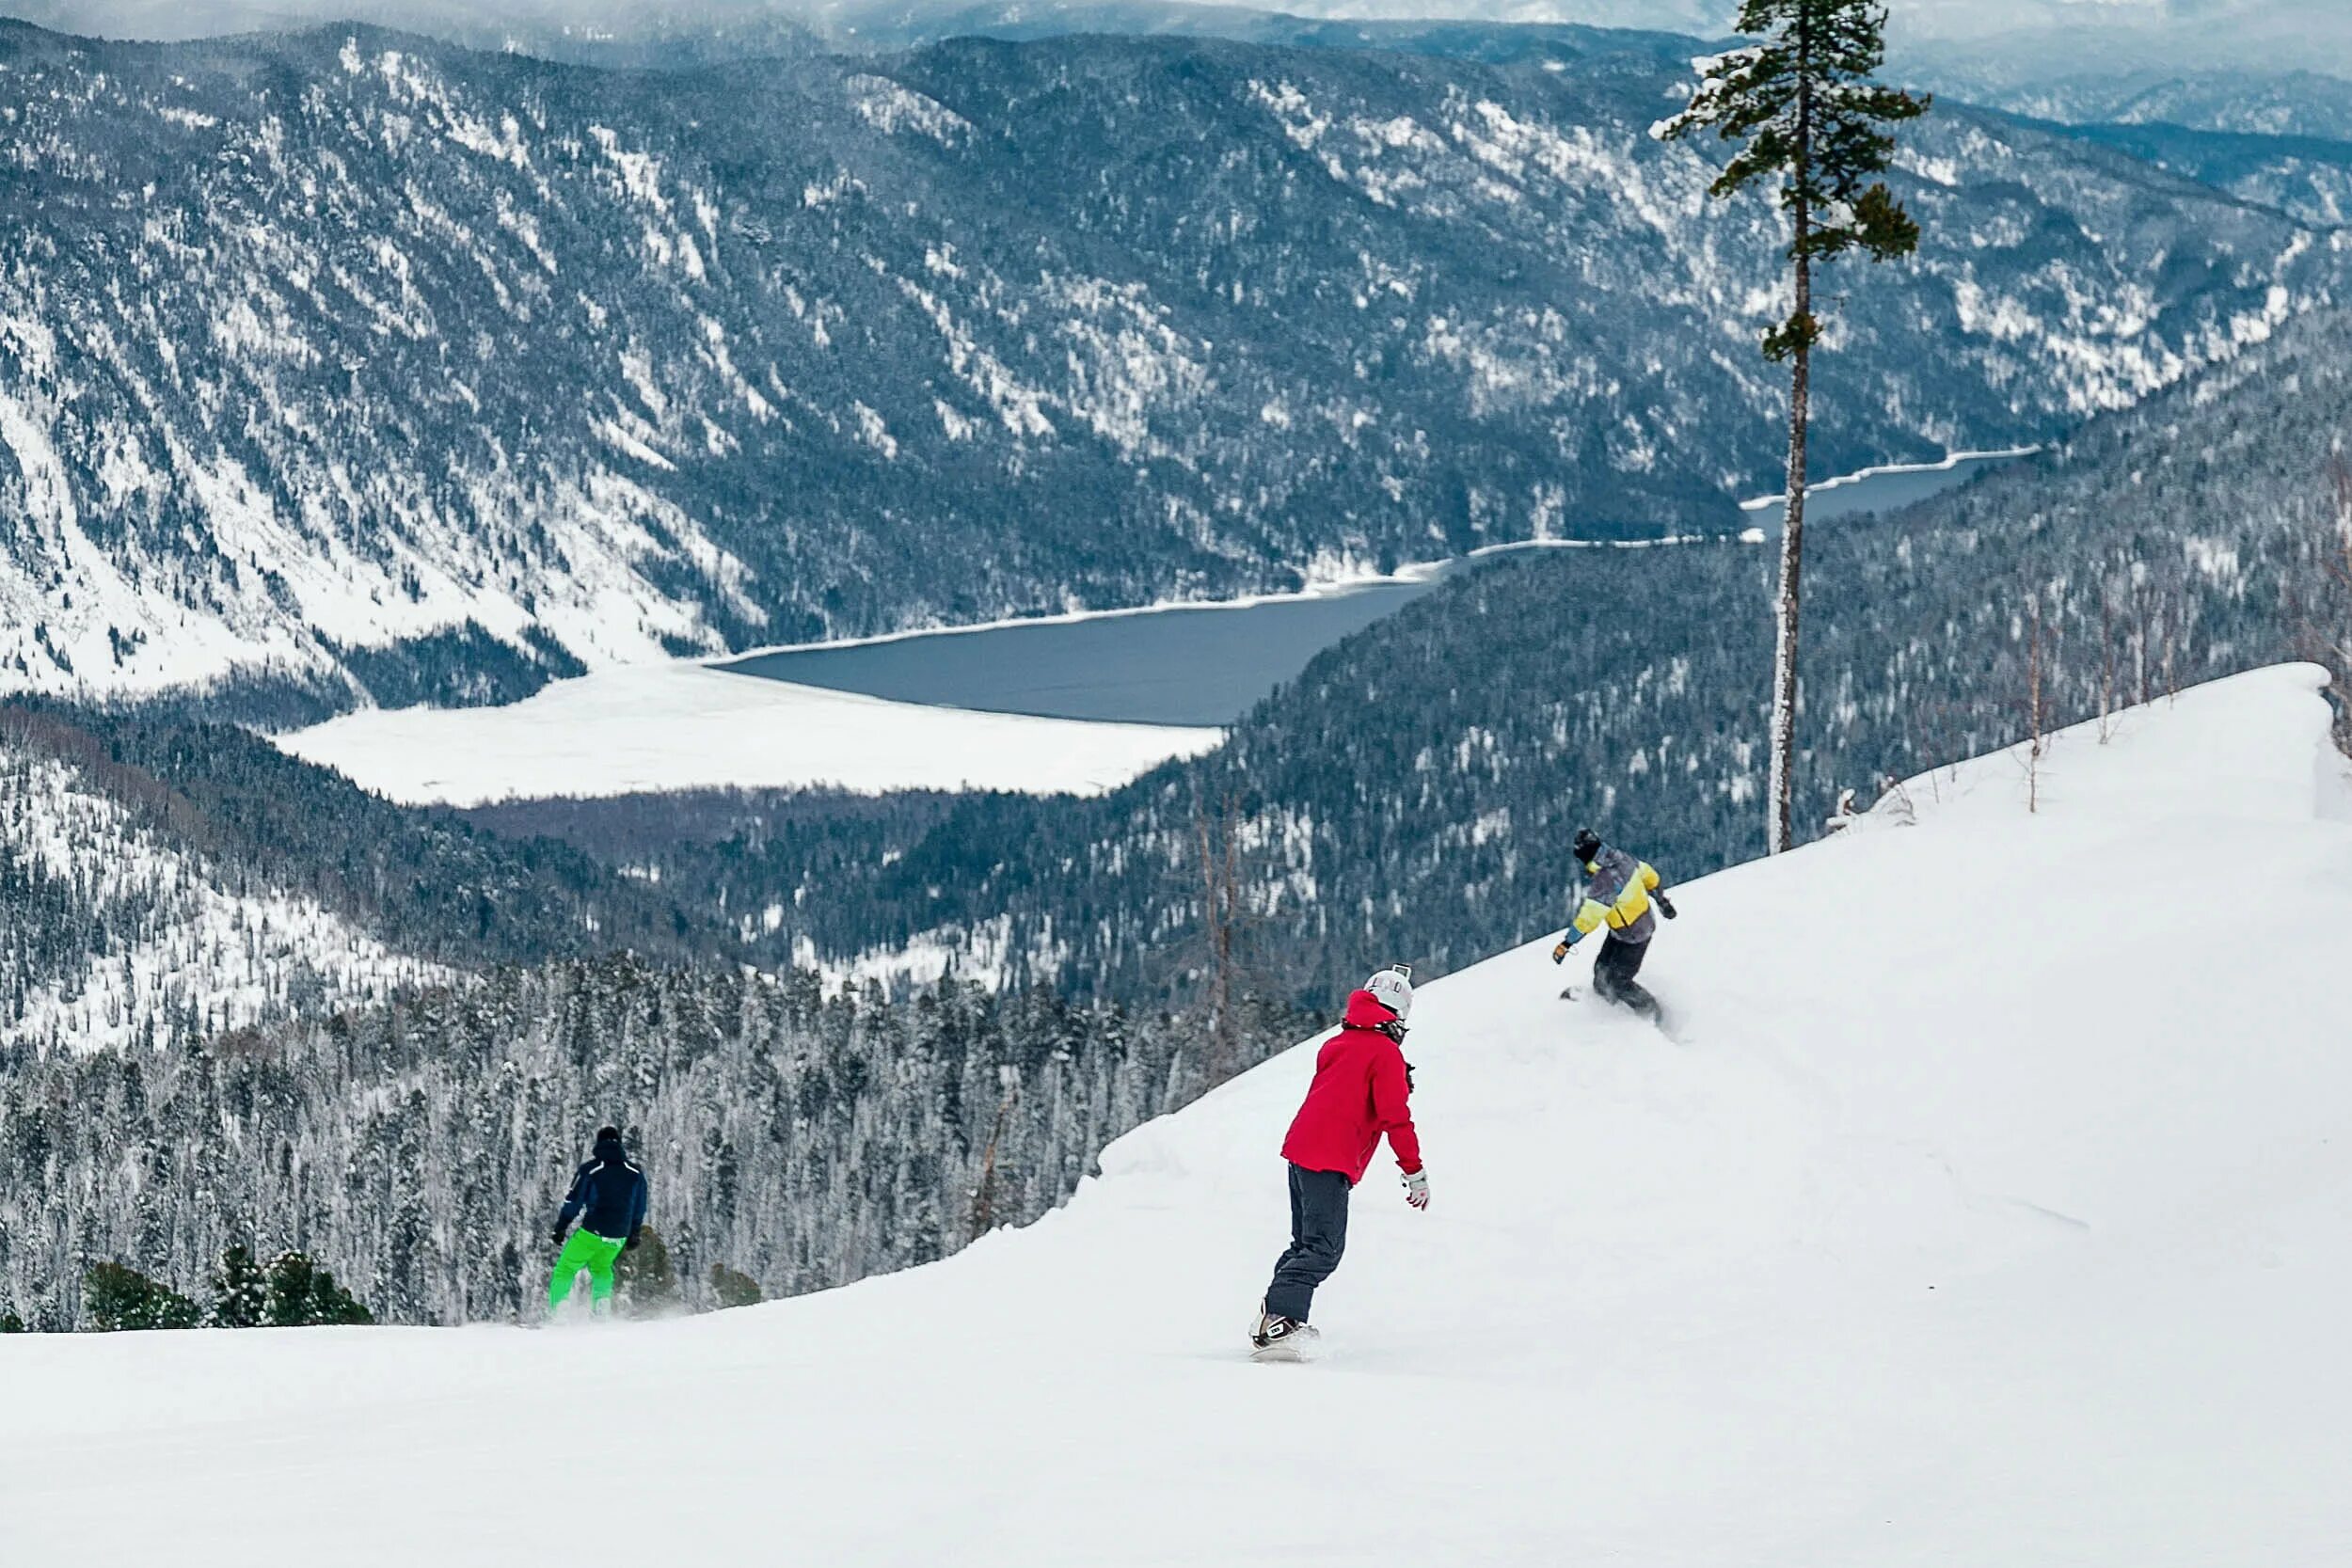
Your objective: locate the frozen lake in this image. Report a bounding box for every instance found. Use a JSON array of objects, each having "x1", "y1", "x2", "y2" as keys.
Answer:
[{"x1": 726, "y1": 451, "x2": 2028, "y2": 727}]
